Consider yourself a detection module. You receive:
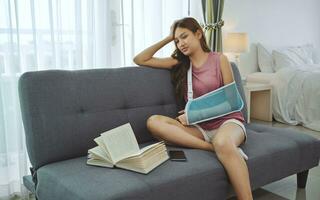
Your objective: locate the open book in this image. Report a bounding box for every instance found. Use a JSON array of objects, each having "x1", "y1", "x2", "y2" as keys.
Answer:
[{"x1": 87, "y1": 123, "x2": 169, "y2": 174}]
